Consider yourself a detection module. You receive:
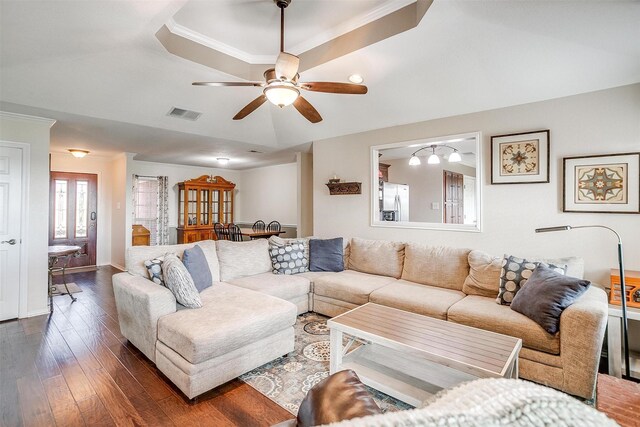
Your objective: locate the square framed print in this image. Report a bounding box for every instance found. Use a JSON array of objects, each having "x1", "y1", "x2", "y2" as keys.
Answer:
[
  {"x1": 563, "y1": 152, "x2": 640, "y2": 213},
  {"x1": 491, "y1": 130, "x2": 550, "y2": 184}
]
